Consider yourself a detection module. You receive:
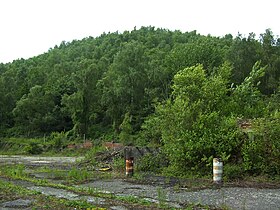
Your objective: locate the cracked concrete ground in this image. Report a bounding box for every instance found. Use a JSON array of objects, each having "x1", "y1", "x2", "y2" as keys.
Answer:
[{"x1": 1, "y1": 155, "x2": 280, "y2": 210}]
